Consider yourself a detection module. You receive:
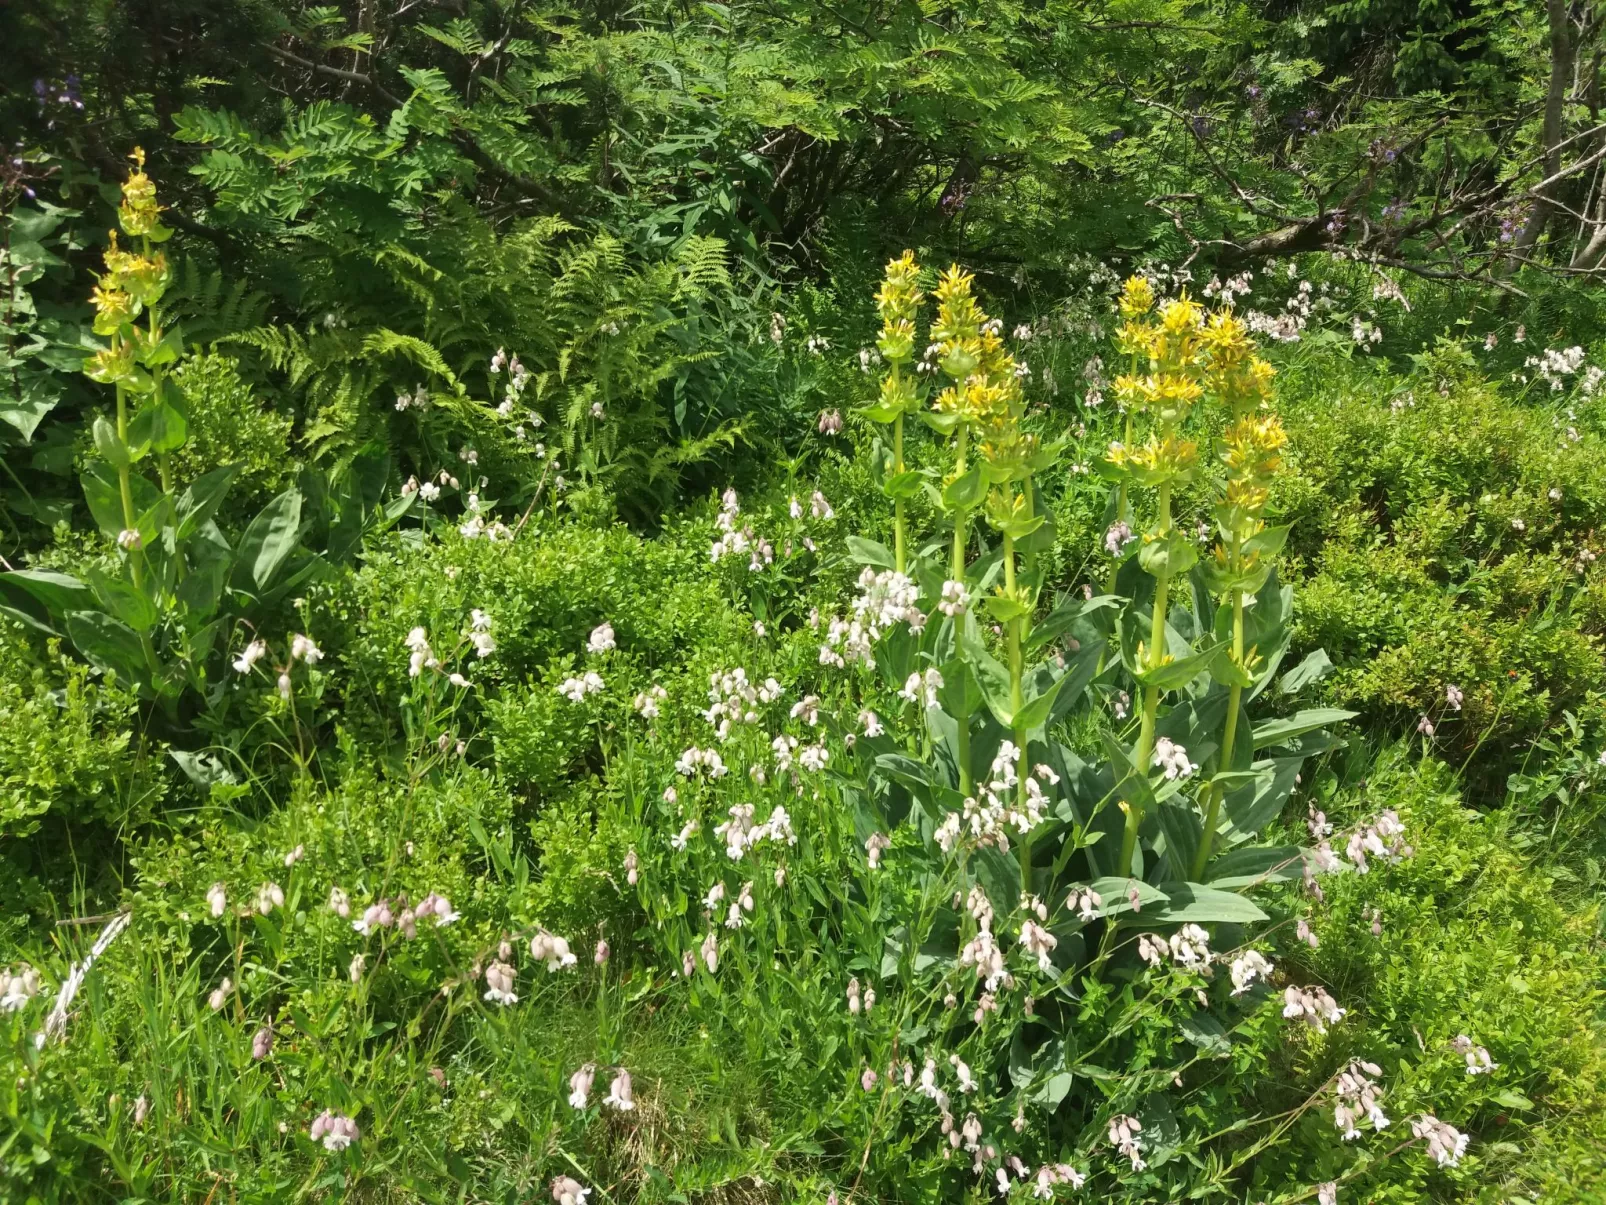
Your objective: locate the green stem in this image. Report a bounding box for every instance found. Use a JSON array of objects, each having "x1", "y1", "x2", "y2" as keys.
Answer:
[
  {"x1": 1117, "y1": 478, "x2": 1173, "y2": 874},
  {"x1": 950, "y1": 423, "x2": 969, "y2": 582},
  {"x1": 1192, "y1": 584, "x2": 1245, "y2": 879},
  {"x1": 951, "y1": 422, "x2": 972, "y2": 794},
  {"x1": 1004, "y1": 528, "x2": 1032, "y2": 885},
  {"x1": 114, "y1": 382, "x2": 144, "y2": 590},
  {"x1": 893, "y1": 410, "x2": 906, "y2": 574}
]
